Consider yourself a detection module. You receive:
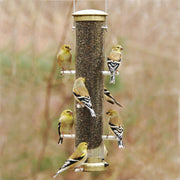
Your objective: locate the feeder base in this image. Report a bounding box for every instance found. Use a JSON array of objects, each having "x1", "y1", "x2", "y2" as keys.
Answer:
[{"x1": 82, "y1": 159, "x2": 109, "y2": 172}]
